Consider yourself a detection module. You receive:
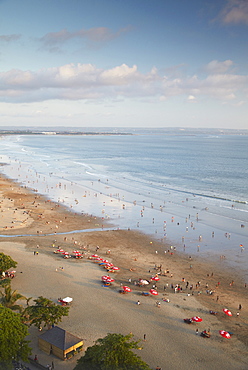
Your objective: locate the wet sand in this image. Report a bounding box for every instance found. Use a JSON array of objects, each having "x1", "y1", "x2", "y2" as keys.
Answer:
[{"x1": 0, "y1": 174, "x2": 247, "y2": 370}]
